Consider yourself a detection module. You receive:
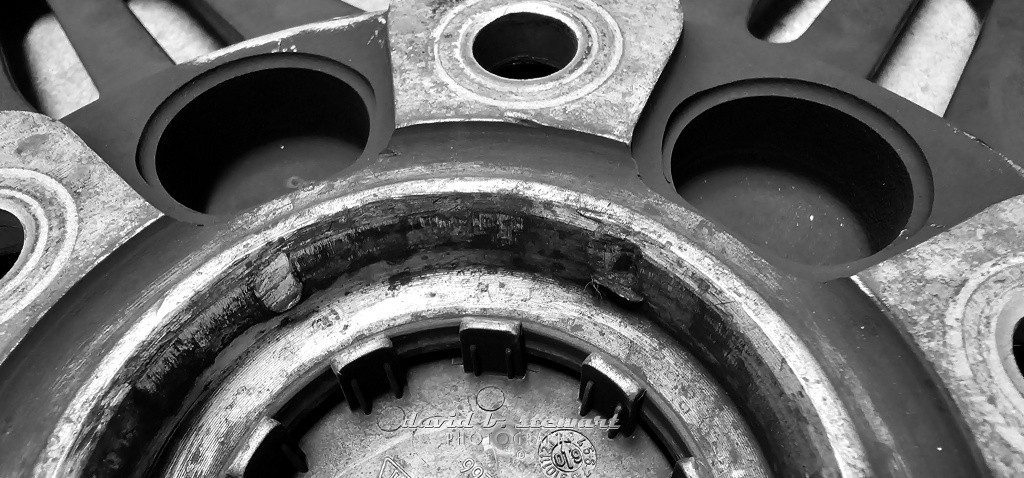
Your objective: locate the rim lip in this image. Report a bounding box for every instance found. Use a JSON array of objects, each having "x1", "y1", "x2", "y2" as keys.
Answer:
[
  {"x1": 34, "y1": 168, "x2": 869, "y2": 477},
  {"x1": 660, "y1": 78, "x2": 935, "y2": 278},
  {"x1": 134, "y1": 53, "x2": 378, "y2": 224}
]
